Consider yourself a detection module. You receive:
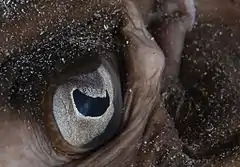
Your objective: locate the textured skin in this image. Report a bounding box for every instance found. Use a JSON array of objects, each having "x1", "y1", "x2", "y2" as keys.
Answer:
[{"x1": 0, "y1": 0, "x2": 240, "y2": 167}]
